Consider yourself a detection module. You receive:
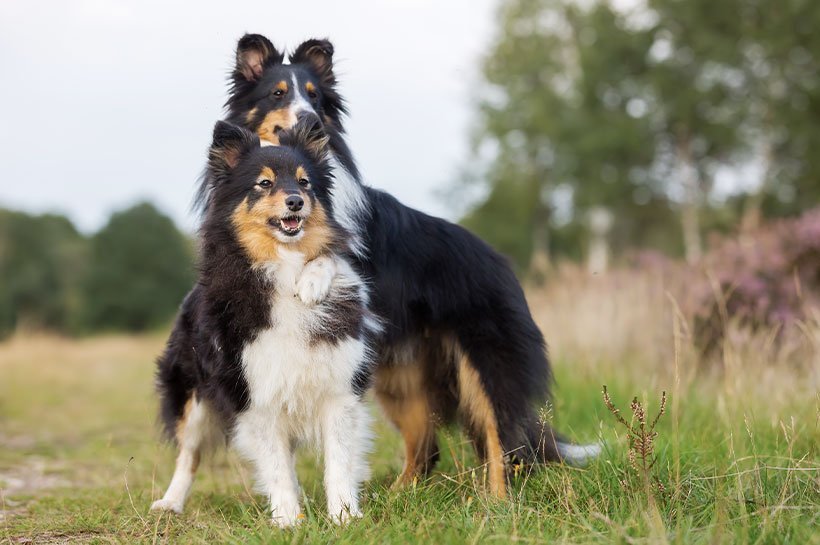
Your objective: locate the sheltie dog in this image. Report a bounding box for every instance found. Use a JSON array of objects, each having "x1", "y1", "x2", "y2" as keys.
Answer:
[
  {"x1": 152, "y1": 119, "x2": 378, "y2": 526},
  {"x1": 202, "y1": 34, "x2": 600, "y2": 499}
]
